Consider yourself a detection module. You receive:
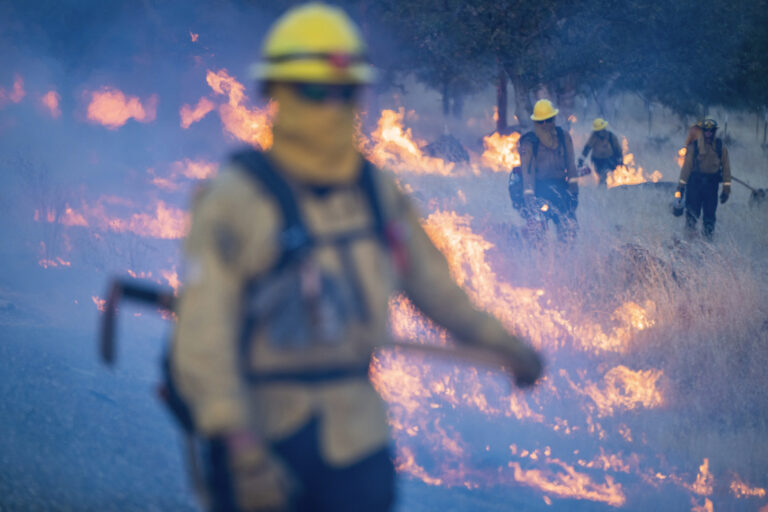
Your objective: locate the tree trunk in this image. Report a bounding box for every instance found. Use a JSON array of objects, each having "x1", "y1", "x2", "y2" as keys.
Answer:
[
  {"x1": 556, "y1": 74, "x2": 577, "y2": 123},
  {"x1": 496, "y1": 67, "x2": 508, "y2": 133},
  {"x1": 510, "y1": 74, "x2": 532, "y2": 130},
  {"x1": 643, "y1": 98, "x2": 652, "y2": 136},
  {"x1": 452, "y1": 93, "x2": 464, "y2": 120}
]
